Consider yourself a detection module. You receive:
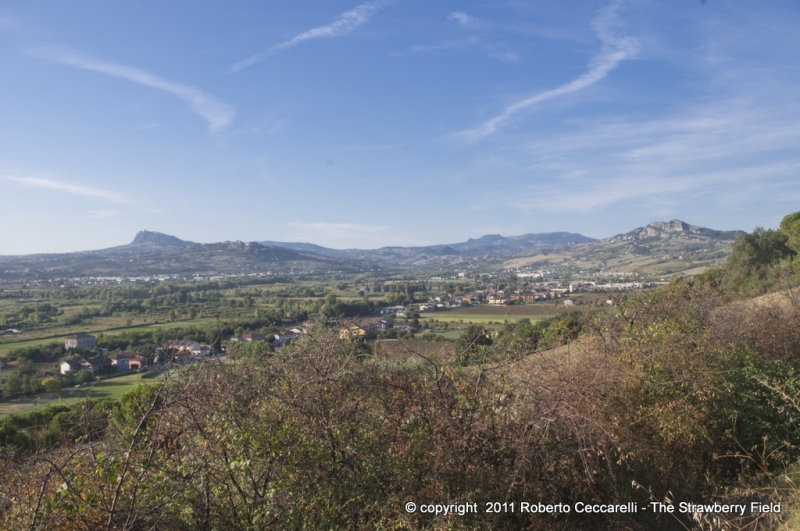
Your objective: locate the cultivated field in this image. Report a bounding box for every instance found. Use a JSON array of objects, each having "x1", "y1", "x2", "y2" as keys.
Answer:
[
  {"x1": 421, "y1": 313, "x2": 547, "y2": 324},
  {"x1": 452, "y1": 304, "x2": 566, "y2": 316},
  {"x1": 418, "y1": 302, "x2": 566, "y2": 325},
  {"x1": 0, "y1": 372, "x2": 149, "y2": 418},
  {"x1": 0, "y1": 318, "x2": 219, "y2": 358}
]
